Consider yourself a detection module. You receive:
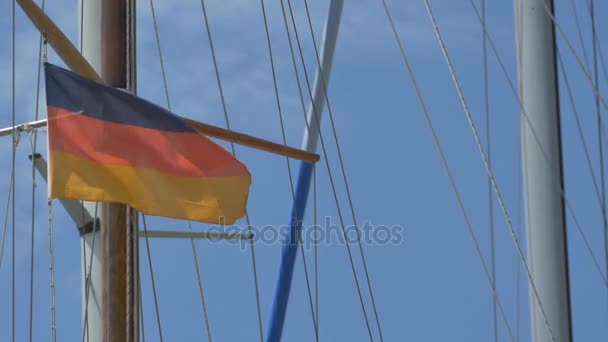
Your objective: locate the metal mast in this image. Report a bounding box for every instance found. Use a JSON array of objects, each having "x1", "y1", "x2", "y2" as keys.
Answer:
[
  {"x1": 80, "y1": 0, "x2": 138, "y2": 341},
  {"x1": 515, "y1": 0, "x2": 572, "y2": 341}
]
